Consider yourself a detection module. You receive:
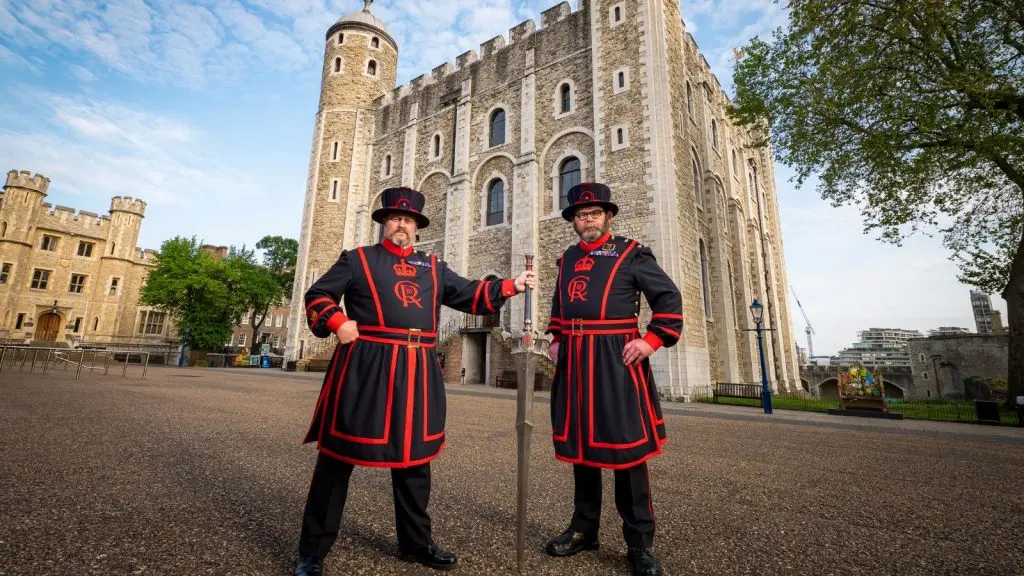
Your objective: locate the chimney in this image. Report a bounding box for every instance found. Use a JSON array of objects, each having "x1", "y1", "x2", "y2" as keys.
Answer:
[{"x1": 991, "y1": 310, "x2": 1005, "y2": 333}]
